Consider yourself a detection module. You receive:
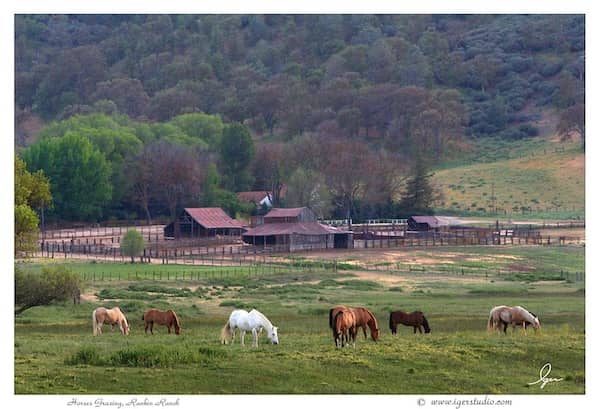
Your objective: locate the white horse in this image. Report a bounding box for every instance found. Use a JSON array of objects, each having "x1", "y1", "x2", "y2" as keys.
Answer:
[
  {"x1": 220, "y1": 309, "x2": 279, "y2": 347},
  {"x1": 488, "y1": 305, "x2": 540, "y2": 334},
  {"x1": 92, "y1": 306, "x2": 130, "y2": 336}
]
